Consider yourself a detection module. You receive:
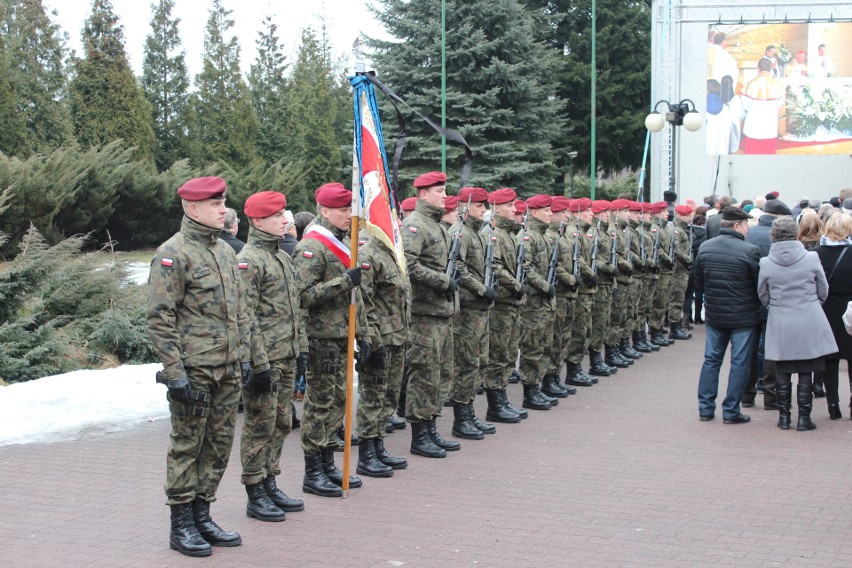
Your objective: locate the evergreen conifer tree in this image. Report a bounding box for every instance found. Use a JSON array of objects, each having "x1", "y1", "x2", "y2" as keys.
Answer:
[
  {"x1": 369, "y1": 0, "x2": 564, "y2": 195},
  {"x1": 249, "y1": 15, "x2": 290, "y2": 164},
  {"x1": 192, "y1": 0, "x2": 258, "y2": 168},
  {"x1": 142, "y1": 0, "x2": 191, "y2": 172},
  {"x1": 68, "y1": 0, "x2": 155, "y2": 162}
]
